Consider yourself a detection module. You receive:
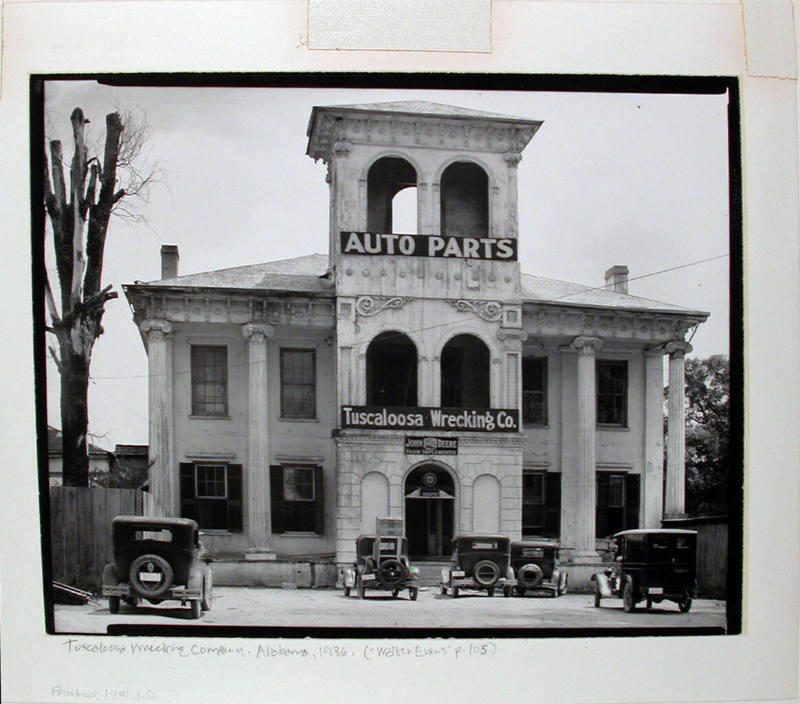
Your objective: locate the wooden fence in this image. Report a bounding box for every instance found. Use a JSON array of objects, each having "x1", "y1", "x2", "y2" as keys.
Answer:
[
  {"x1": 49, "y1": 487, "x2": 144, "y2": 593},
  {"x1": 663, "y1": 516, "x2": 729, "y2": 599}
]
